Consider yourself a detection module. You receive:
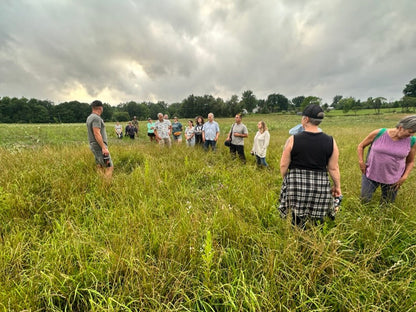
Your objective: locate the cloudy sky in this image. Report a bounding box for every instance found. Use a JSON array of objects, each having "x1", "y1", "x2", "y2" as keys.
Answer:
[{"x1": 1, "y1": 0, "x2": 415, "y2": 106}]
